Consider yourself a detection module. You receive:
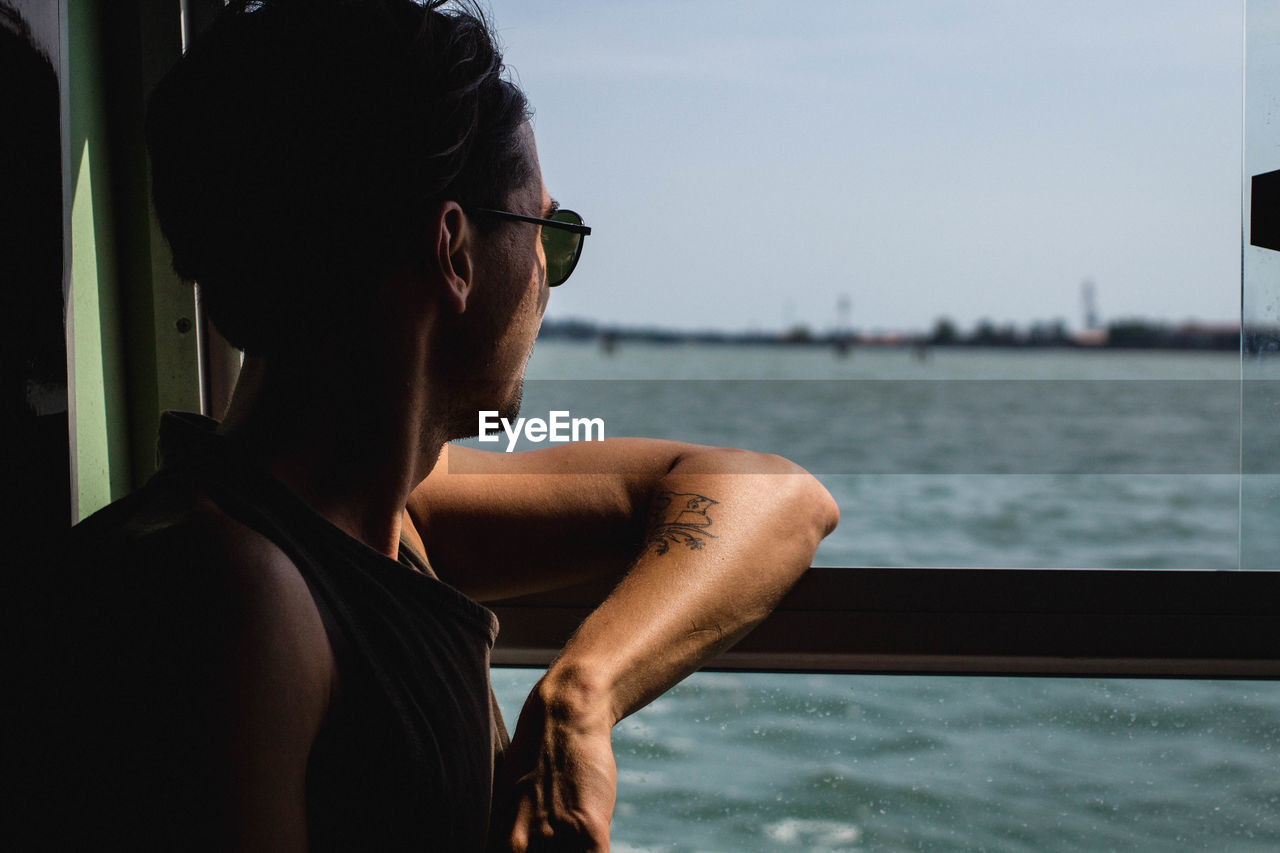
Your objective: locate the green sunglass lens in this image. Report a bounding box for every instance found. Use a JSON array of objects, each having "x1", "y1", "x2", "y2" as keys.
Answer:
[{"x1": 541, "y1": 210, "x2": 584, "y2": 286}]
